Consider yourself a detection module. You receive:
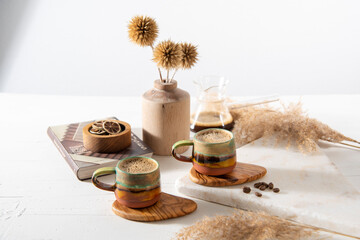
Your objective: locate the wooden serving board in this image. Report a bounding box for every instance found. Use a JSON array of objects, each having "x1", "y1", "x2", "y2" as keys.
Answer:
[
  {"x1": 189, "y1": 162, "x2": 267, "y2": 187},
  {"x1": 112, "y1": 192, "x2": 197, "y2": 222}
]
